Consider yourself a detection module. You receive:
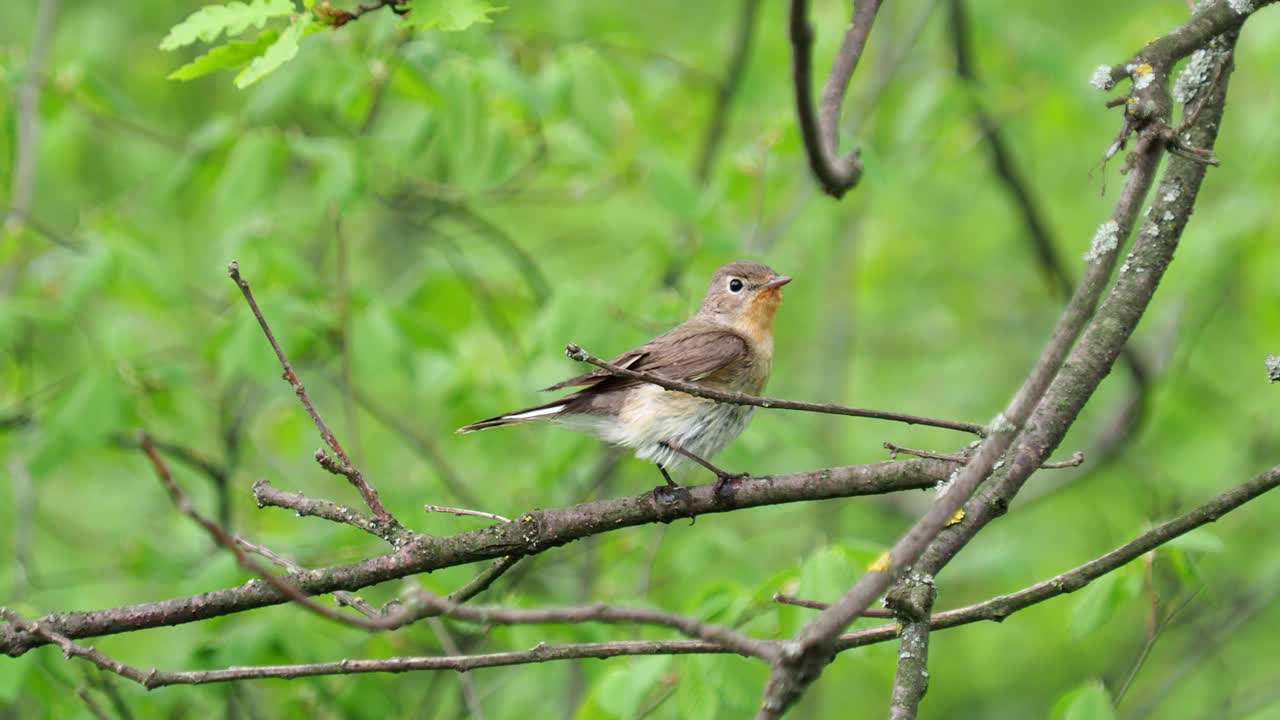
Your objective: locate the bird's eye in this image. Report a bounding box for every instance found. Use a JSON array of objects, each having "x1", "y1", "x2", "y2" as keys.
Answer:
[{"x1": 728, "y1": 278, "x2": 744, "y2": 293}]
